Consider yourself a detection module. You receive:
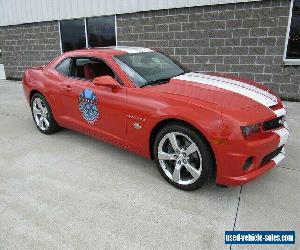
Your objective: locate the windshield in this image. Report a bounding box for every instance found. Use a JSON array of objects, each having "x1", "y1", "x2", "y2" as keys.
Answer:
[{"x1": 114, "y1": 51, "x2": 189, "y2": 87}]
